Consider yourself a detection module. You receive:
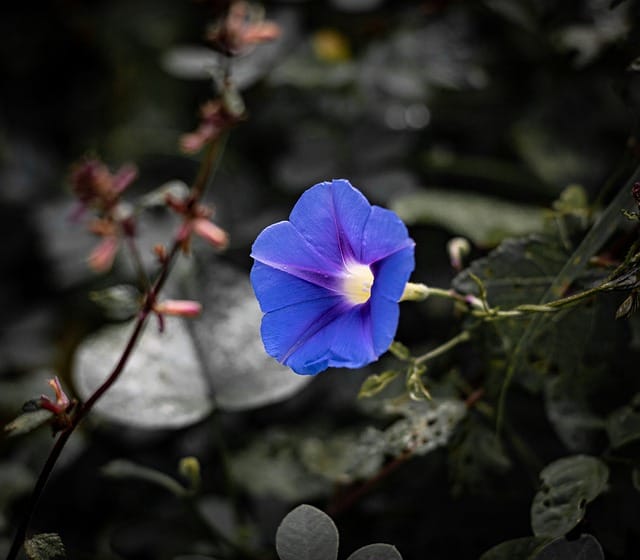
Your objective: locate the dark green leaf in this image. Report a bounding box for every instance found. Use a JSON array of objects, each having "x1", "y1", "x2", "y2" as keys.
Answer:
[
  {"x1": 24, "y1": 533, "x2": 66, "y2": 560},
  {"x1": 4, "y1": 409, "x2": 52, "y2": 437},
  {"x1": 533, "y1": 534, "x2": 604, "y2": 560},
  {"x1": 276, "y1": 505, "x2": 339, "y2": 560},
  {"x1": 102, "y1": 459, "x2": 186, "y2": 497},
  {"x1": 531, "y1": 455, "x2": 609, "y2": 537},
  {"x1": 346, "y1": 543, "x2": 403, "y2": 560},
  {"x1": 230, "y1": 431, "x2": 329, "y2": 501},
  {"x1": 479, "y1": 536, "x2": 554, "y2": 560},
  {"x1": 391, "y1": 189, "x2": 544, "y2": 246}
]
